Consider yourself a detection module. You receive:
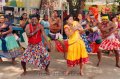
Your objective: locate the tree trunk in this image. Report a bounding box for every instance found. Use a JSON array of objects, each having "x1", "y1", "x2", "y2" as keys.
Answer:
[
  {"x1": 80, "y1": 0, "x2": 86, "y2": 12},
  {"x1": 67, "y1": 0, "x2": 81, "y2": 16},
  {"x1": 39, "y1": 0, "x2": 43, "y2": 10}
]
